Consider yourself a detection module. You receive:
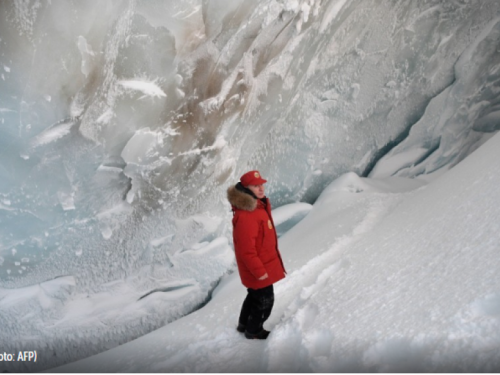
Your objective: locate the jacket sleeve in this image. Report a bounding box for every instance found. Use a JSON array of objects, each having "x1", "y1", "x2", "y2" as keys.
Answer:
[{"x1": 234, "y1": 214, "x2": 267, "y2": 279}]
